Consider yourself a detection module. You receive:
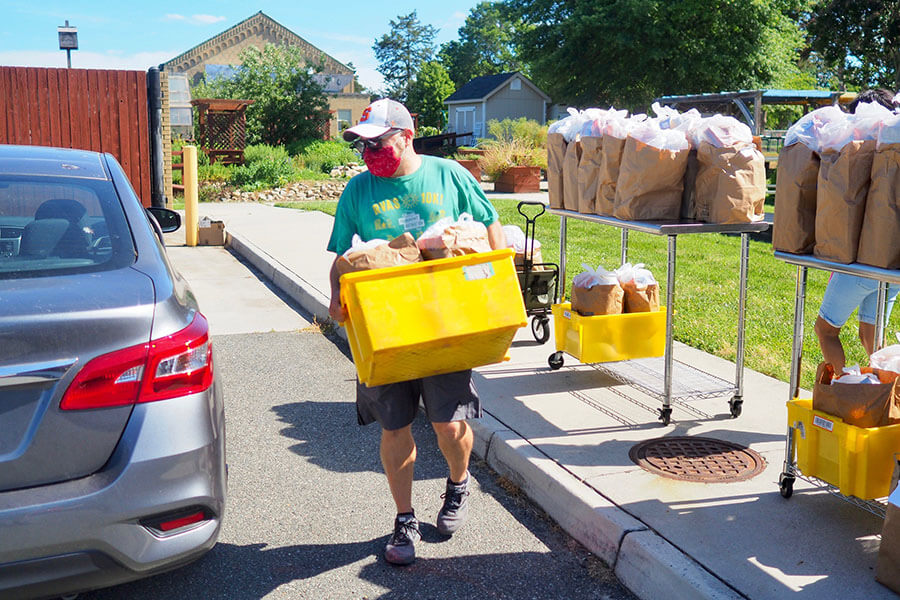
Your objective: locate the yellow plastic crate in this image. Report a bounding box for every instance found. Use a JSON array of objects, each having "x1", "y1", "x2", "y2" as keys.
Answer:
[
  {"x1": 551, "y1": 302, "x2": 666, "y2": 363},
  {"x1": 787, "y1": 398, "x2": 900, "y2": 500},
  {"x1": 340, "y1": 249, "x2": 527, "y2": 387}
]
